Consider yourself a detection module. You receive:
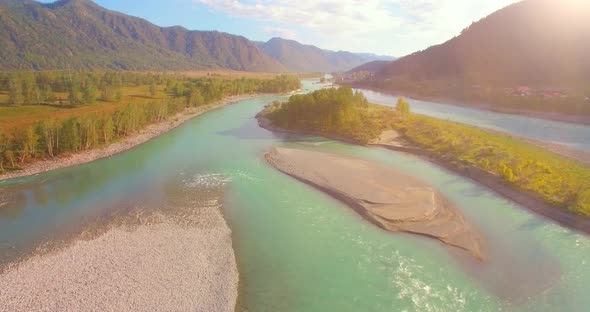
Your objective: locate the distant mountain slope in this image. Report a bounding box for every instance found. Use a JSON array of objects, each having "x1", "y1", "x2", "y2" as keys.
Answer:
[
  {"x1": 373, "y1": 0, "x2": 590, "y2": 87},
  {"x1": 354, "y1": 53, "x2": 396, "y2": 62},
  {"x1": 348, "y1": 61, "x2": 390, "y2": 74},
  {"x1": 0, "y1": 0, "x2": 285, "y2": 71},
  {"x1": 260, "y1": 37, "x2": 393, "y2": 72}
]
